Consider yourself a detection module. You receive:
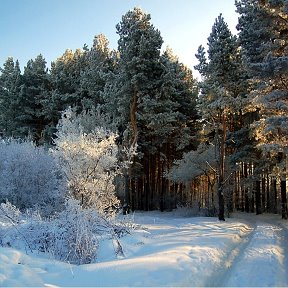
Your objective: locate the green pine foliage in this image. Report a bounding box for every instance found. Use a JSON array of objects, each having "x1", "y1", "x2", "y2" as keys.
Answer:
[{"x1": 0, "y1": 57, "x2": 22, "y2": 137}]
